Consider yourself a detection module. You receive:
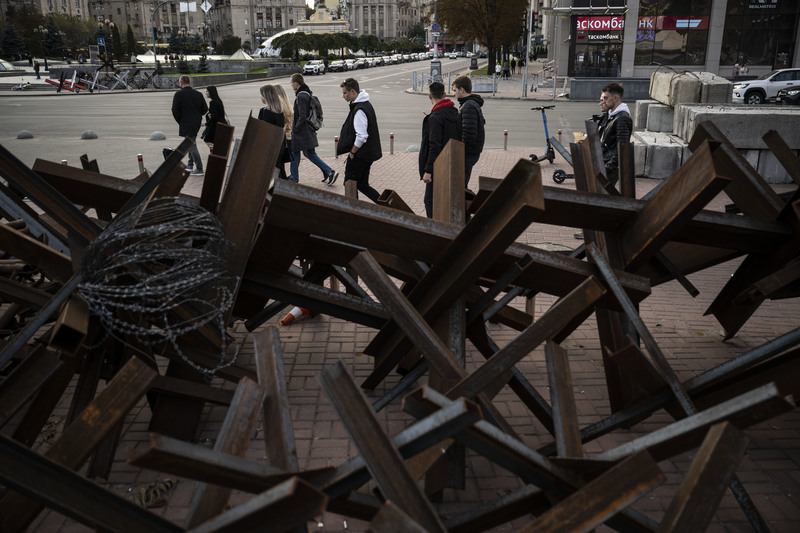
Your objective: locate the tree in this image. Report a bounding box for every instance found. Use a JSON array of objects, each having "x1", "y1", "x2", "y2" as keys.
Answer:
[
  {"x1": 219, "y1": 35, "x2": 241, "y2": 56},
  {"x1": 357, "y1": 34, "x2": 380, "y2": 55},
  {"x1": 126, "y1": 24, "x2": 136, "y2": 56},
  {"x1": 112, "y1": 24, "x2": 124, "y2": 60},
  {"x1": 272, "y1": 31, "x2": 309, "y2": 60},
  {"x1": 197, "y1": 53, "x2": 210, "y2": 73},
  {"x1": 51, "y1": 13, "x2": 96, "y2": 57},
  {"x1": 1, "y1": 24, "x2": 27, "y2": 60},
  {"x1": 437, "y1": 0, "x2": 527, "y2": 73},
  {"x1": 408, "y1": 23, "x2": 426, "y2": 44},
  {"x1": 42, "y1": 16, "x2": 65, "y2": 58}
]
